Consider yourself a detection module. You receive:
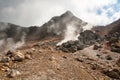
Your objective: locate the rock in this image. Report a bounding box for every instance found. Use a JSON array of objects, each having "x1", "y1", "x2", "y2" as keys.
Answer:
[
  {"x1": 90, "y1": 63, "x2": 99, "y2": 70},
  {"x1": 3, "y1": 63, "x2": 10, "y2": 67},
  {"x1": 0, "y1": 57, "x2": 10, "y2": 63},
  {"x1": 111, "y1": 46, "x2": 120, "y2": 53},
  {"x1": 13, "y1": 51, "x2": 25, "y2": 62},
  {"x1": 78, "y1": 30, "x2": 101, "y2": 45},
  {"x1": 62, "y1": 56, "x2": 67, "y2": 59},
  {"x1": 6, "y1": 50, "x2": 14, "y2": 58},
  {"x1": 1, "y1": 66, "x2": 10, "y2": 72},
  {"x1": 26, "y1": 51, "x2": 32, "y2": 55},
  {"x1": 113, "y1": 69, "x2": 120, "y2": 75},
  {"x1": 96, "y1": 54, "x2": 101, "y2": 58},
  {"x1": 5, "y1": 50, "x2": 25, "y2": 62},
  {"x1": 32, "y1": 48, "x2": 35, "y2": 51},
  {"x1": 56, "y1": 40, "x2": 84, "y2": 53},
  {"x1": 33, "y1": 44, "x2": 40, "y2": 48},
  {"x1": 116, "y1": 58, "x2": 120, "y2": 67},
  {"x1": 56, "y1": 30, "x2": 101, "y2": 53},
  {"x1": 74, "y1": 58, "x2": 83, "y2": 62},
  {"x1": 105, "y1": 55, "x2": 112, "y2": 60},
  {"x1": 104, "y1": 32, "x2": 120, "y2": 53},
  {"x1": 25, "y1": 54, "x2": 32, "y2": 59},
  {"x1": 7, "y1": 69, "x2": 21, "y2": 78},
  {"x1": 93, "y1": 44, "x2": 102, "y2": 50},
  {"x1": 102, "y1": 69, "x2": 120, "y2": 79}
]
